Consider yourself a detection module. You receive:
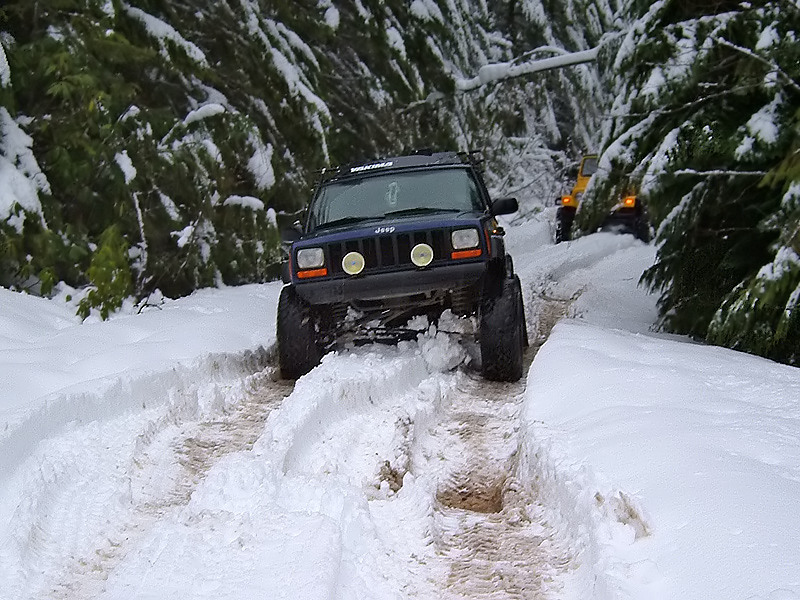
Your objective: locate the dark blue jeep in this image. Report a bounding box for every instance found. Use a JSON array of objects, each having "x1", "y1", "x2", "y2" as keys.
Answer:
[{"x1": 277, "y1": 151, "x2": 527, "y2": 381}]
